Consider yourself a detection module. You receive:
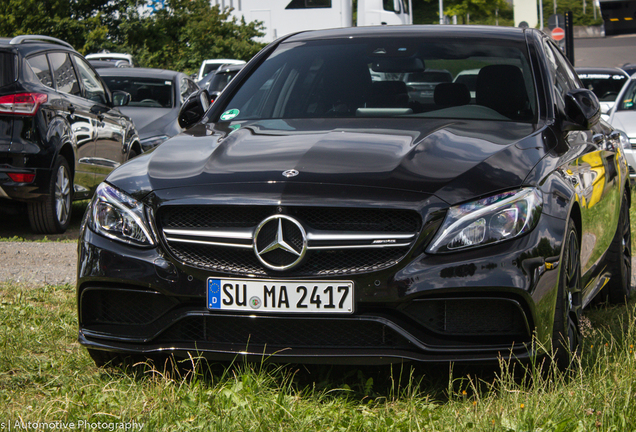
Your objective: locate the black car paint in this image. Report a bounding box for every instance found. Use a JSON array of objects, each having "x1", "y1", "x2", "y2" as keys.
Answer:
[
  {"x1": 77, "y1": 26, "x2": 629, "y2": 364},
  {"x1": 0, "y1": 43, "x2": 139, "y2": 202}
]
